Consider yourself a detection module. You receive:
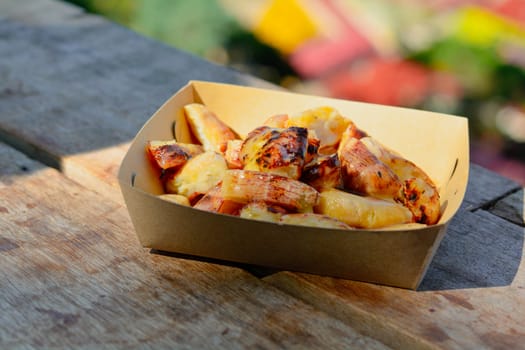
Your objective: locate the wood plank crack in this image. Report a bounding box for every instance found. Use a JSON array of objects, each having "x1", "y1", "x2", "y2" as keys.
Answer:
[
  {"x1": 0, "y1": 129, "x2": 62, "y2": 171},
  {"x1": 484, "y1": 187, "x2": 525, "y2": 227},
  {"x1": 471, "y1": 186, "x2": 523, "y2": 213}
]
